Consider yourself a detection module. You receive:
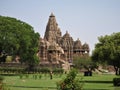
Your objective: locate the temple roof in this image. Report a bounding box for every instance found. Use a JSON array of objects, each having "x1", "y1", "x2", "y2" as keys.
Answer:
[
  {"x1": 44, "y1": 13, "x2": 61, "y2": 43},
  {"x1": 73, "y1": 38, "x2": 82, "y2": 50},
  {"x1": 60, "y1": 31, "x2": 73, "y2": 50},
  {"x1": 43, "y1": 13, "x2": 90, "y2": 52},
  {"x1": 62, "y1": 31, "x2": 70, "y2": 39},
  {"x1": 82, "y1": 43, "x2": 89, "y2": 50}
]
